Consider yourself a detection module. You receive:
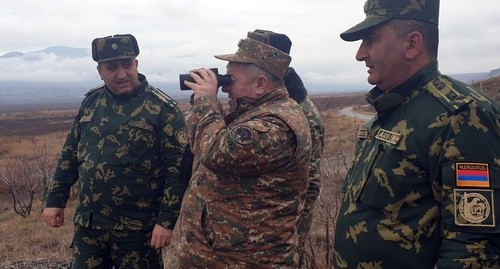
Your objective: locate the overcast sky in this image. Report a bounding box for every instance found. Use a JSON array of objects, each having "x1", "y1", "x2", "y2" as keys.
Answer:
[{"x1": 1, "y1": 0, "x2": 499, "y2": 92}]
